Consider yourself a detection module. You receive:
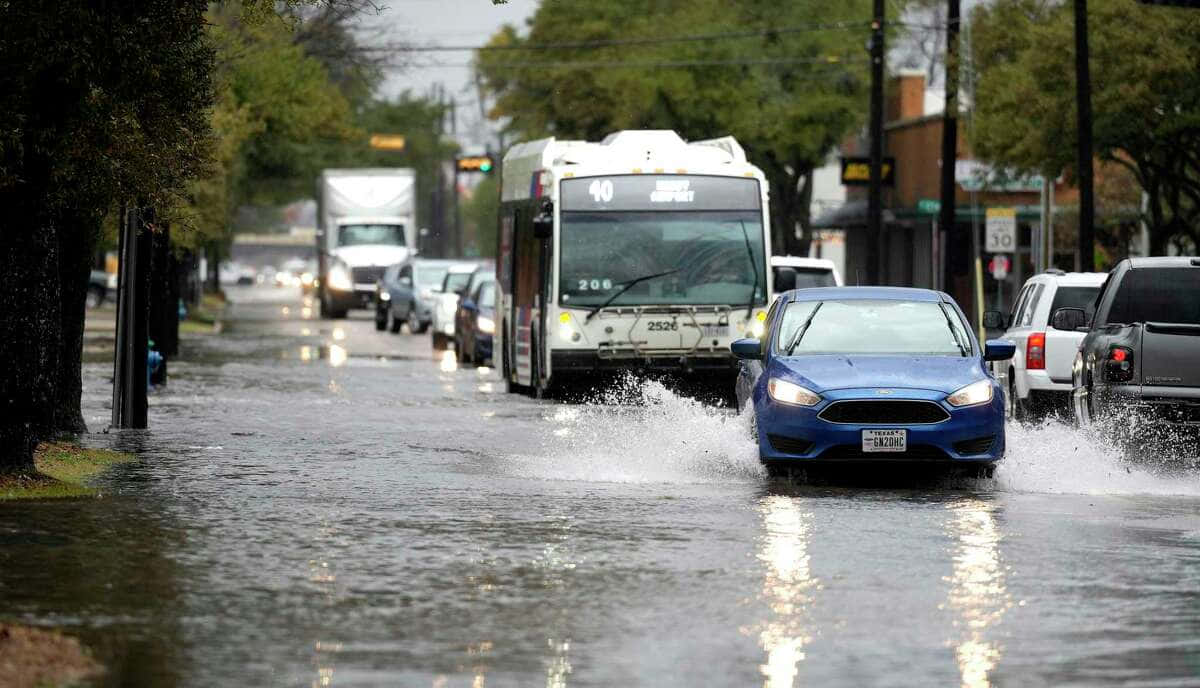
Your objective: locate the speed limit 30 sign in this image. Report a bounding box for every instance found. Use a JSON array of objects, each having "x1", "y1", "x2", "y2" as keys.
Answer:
[{"x1": 985, "y1": 207, "x2": 1016, "y2": 253}]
